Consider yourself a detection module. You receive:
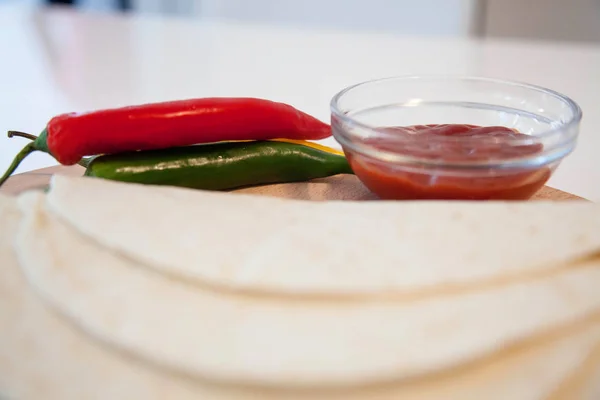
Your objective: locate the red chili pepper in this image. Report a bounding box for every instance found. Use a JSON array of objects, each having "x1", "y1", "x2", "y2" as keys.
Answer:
[{"x1": 46, "y1": 98, "x2": 331, "y2": 165}]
